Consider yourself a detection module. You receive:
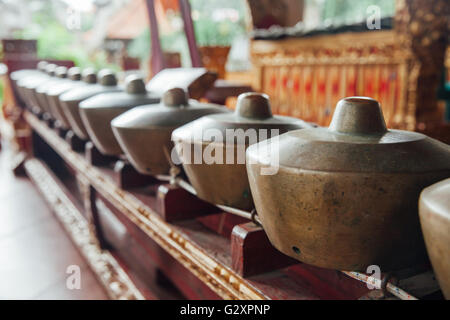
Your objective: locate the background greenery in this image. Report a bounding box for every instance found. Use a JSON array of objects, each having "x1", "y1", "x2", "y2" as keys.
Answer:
[
  {"x1": 14, "y1": 2, "x2": 118, "y2": 71},
  {"x1": 190, "y1": 0, "x2": 247, "y2": 46},
  {"x1": 128, "y1": 0, "x2": 248, "y2": 66}
]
